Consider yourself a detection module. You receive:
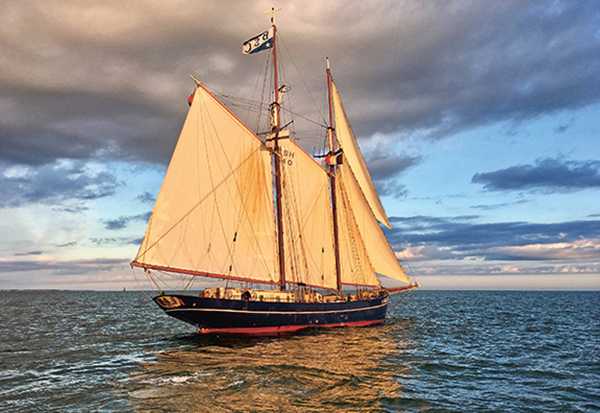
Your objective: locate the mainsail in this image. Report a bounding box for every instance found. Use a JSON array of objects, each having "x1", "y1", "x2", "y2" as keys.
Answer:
[
  {"x1": 278, "y1": 138, "x2": 338, "y2": 290},
  {"x1": 133, "y1": 84, "x2": 278, "y2": 284}
]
